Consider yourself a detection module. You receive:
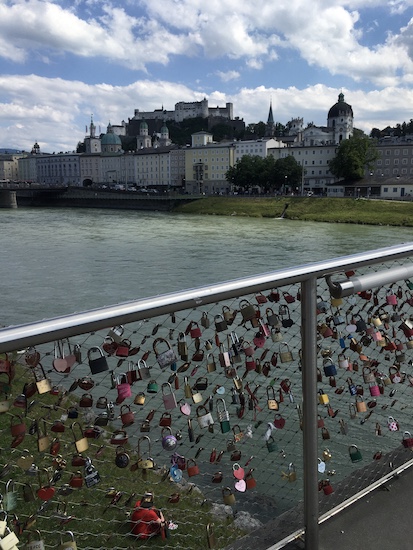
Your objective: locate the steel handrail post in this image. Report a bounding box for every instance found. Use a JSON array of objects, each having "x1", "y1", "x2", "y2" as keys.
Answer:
[{"x1": 301, "y1": 276, "x2": 319, "y2": 549}]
